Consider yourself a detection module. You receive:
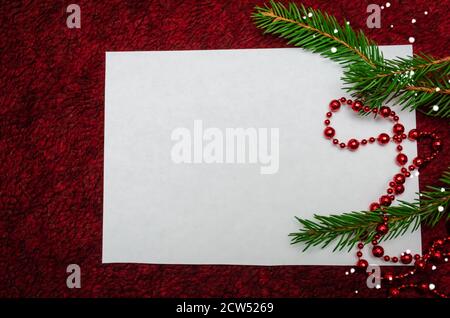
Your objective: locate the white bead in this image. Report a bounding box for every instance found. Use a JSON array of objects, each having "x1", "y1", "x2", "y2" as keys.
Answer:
[
  {"x1": 350, "y1": 268, "x2": 355, "y2": 274},
  {"x1": 432, "y1": 105, "x2": 439, "y2": 111},
  {"x1": 308, "y1": 12, "x2": 313, "y2": 18},
  {"x1": 436, "y1": 87, "x2": 441, "y2": 92},
  {"x1": 408, "y1": 37, "x2": 415, "y2": 43},
  {"x1": 381, "y1": 5, "x2": 384, "y2": 9},
  {"x1": 390, "y1": 24, "x2": 394, "y2": 28},
  {"x1": 429, "y1": 283, "x2": 435, "y2": 291},
  {"x1": 354, "y1": 290, "x2": 359, "y2": 294},
  {"x1": 386, "y1": 2, "x2": 391, "y2": 7},
  {"x1": 406, "y1": 249, "x2": 411, "y2": 254},
  {"x1": 331, "y1": 47, "x2": 337, "y2": 53},
  {"x1": 376, "y1": 284, "x2": 381, "y2": 289},
  {"x1": 424, "y1": 11, "x2": 428, "y2": 15},
  {"x1": 345, "y1": 271, "x2": 349, "y2": 275},
  {"x1": 432, "y1": 265, "x2": 437, "y2": 270},
  {"x1": 411, "y1": 19, "x2": 416, "y2": 23},
  {"x1": 333, "y1": 28, "x2": 338, "y2": 33},
  {"x1": 441, "y1": 188, "x2": 445, "y2": 192},
  {"x1": 438, "y1": 206, "x2": 444, "y2": 212}
]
